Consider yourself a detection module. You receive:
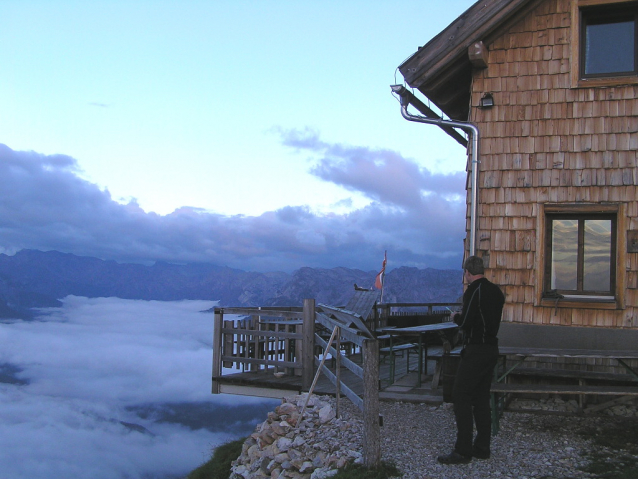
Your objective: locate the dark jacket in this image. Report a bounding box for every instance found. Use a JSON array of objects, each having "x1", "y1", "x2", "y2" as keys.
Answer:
[{"x1": 455, "y1": 277, "x2": 505, "y2": 346}]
